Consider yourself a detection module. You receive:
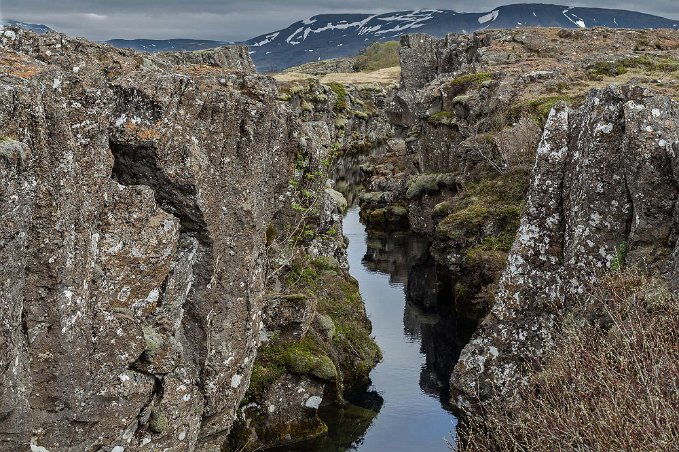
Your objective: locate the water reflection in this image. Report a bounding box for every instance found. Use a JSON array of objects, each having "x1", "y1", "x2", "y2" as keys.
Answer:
[
  {"x1": 294, "y1": 208, "x2": 476, "y2": 451},
  {"x1": 331, "y1": 145, "x2": 386, "y2": 207}
]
